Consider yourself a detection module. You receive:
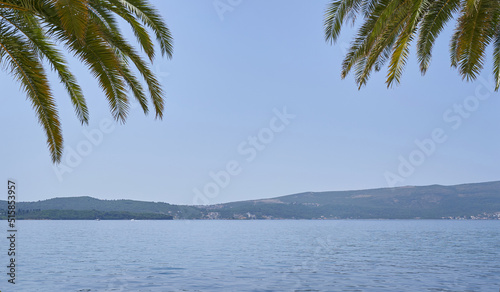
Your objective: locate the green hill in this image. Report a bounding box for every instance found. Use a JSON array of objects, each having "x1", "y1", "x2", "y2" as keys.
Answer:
[
  {"x1": 4, "y1": 209, "x2": 173, "y2": 220},
  {"x1": 0, "y1": 196, "x2": 202, "y2": 219},
  {"x1": 201, "y1": 181, "x2": 500, "y2": 219},
  {"x1": 1, "y1": 181, "x2": 499, "y2": 219}
]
